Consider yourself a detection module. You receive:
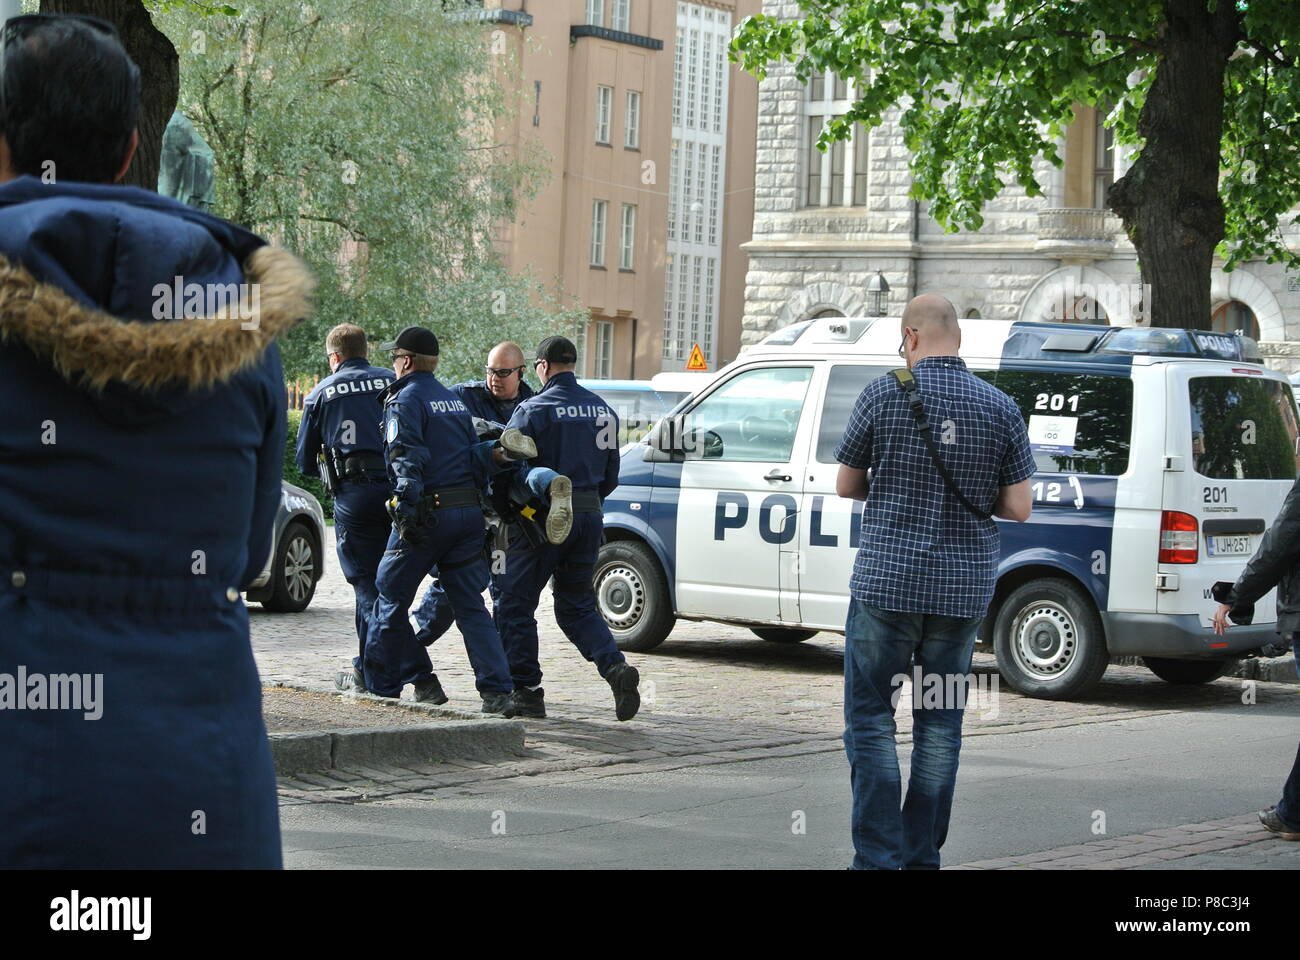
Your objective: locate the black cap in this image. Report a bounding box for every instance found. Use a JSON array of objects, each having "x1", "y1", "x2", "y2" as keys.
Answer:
[
  {"x1": 380, "y1": 326, "x2": 439, "y2": 356},
  {"x1": 536, "y1": 335, "x2": 577, "y2": 365}
]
